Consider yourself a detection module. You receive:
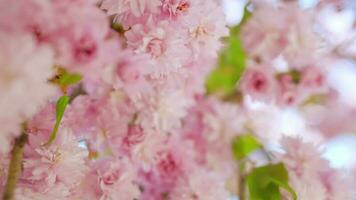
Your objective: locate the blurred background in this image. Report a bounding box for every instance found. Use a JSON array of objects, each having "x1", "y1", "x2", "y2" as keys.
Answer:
[{"x1": 222, "y1": 0, "x2": 356, "y2": 170}]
